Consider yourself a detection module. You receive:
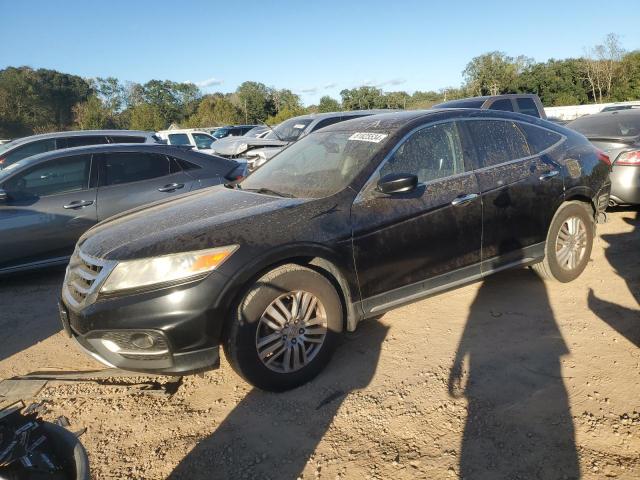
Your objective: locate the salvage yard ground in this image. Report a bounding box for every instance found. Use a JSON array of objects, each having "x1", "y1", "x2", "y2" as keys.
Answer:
[{"x1": 0, "y1": 209, "x2": 638, "y2": 479}]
